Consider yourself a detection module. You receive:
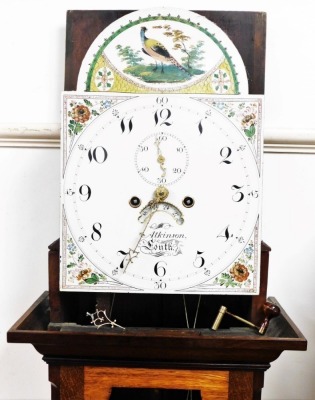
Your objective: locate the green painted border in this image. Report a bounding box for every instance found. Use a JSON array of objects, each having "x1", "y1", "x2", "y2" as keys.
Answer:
[{"x1": 85, "y1": 14, "x2": 240, "y2": 93}]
